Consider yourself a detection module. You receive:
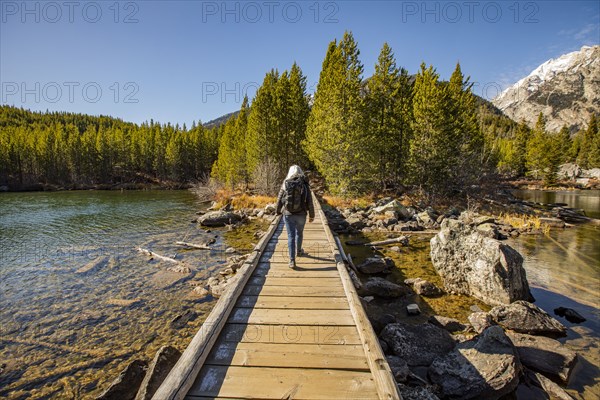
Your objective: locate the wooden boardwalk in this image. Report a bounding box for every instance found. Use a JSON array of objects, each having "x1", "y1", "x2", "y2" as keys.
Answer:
[{"x1": 153, "y1": 195, "x2": 400, "y2": 400}]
